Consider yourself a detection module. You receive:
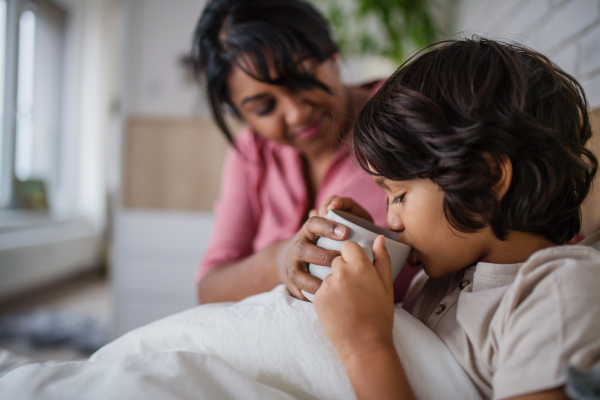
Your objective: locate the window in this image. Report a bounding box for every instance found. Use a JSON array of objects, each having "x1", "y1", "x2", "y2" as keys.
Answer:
[
  {"x1": 0, "y1": 0, "x2": 66, "y2": 209},
  {"x1": 15, "y1": 8, "x2": 35, "y2": 181}
]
